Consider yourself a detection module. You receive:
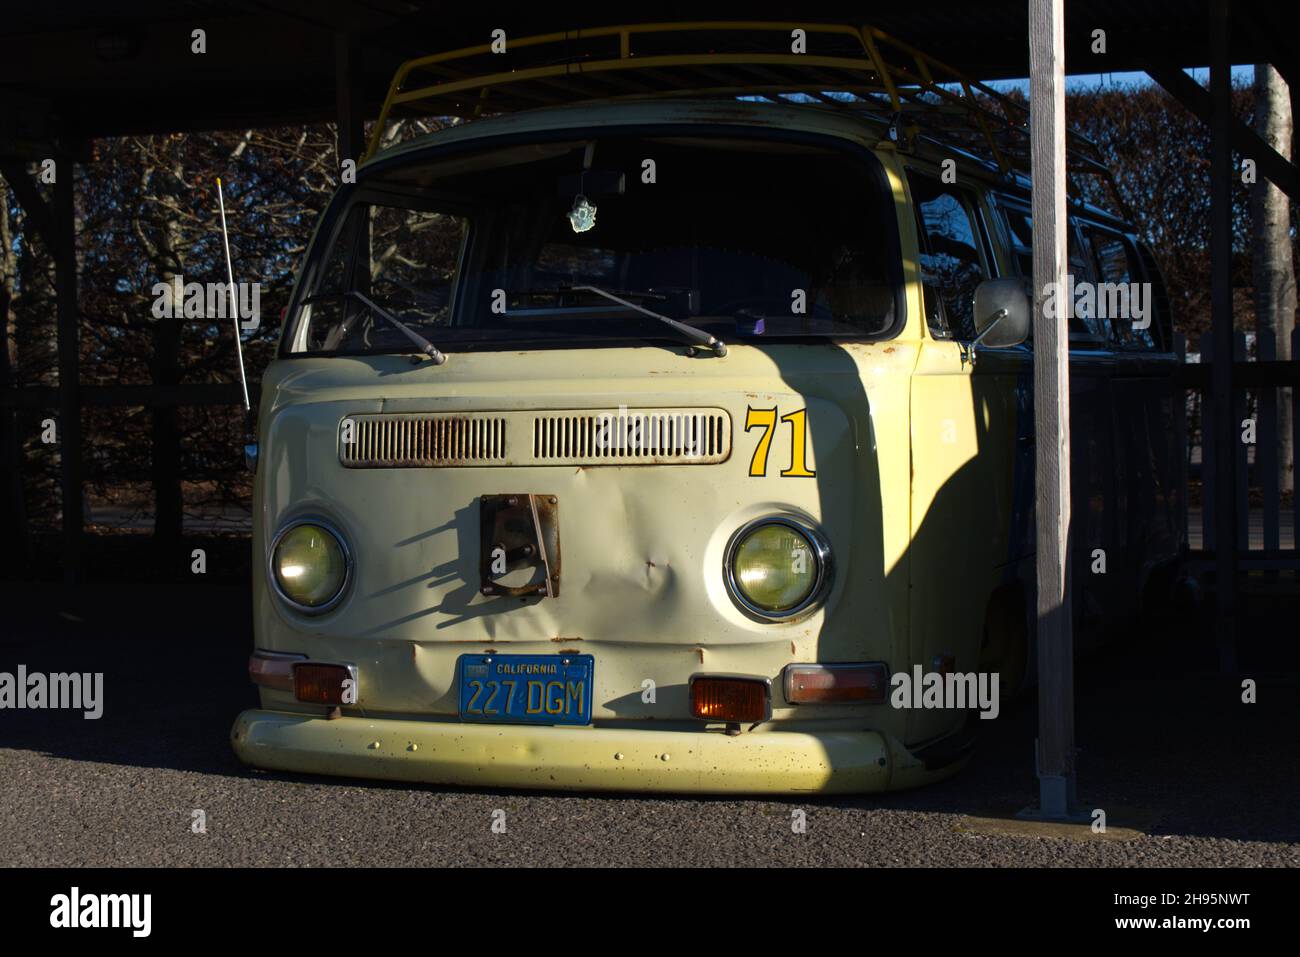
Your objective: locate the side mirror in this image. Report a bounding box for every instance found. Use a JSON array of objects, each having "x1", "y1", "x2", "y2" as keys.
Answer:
[{"x1": 972, "y1": 278, "x2": 1030, "y2": 348}]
